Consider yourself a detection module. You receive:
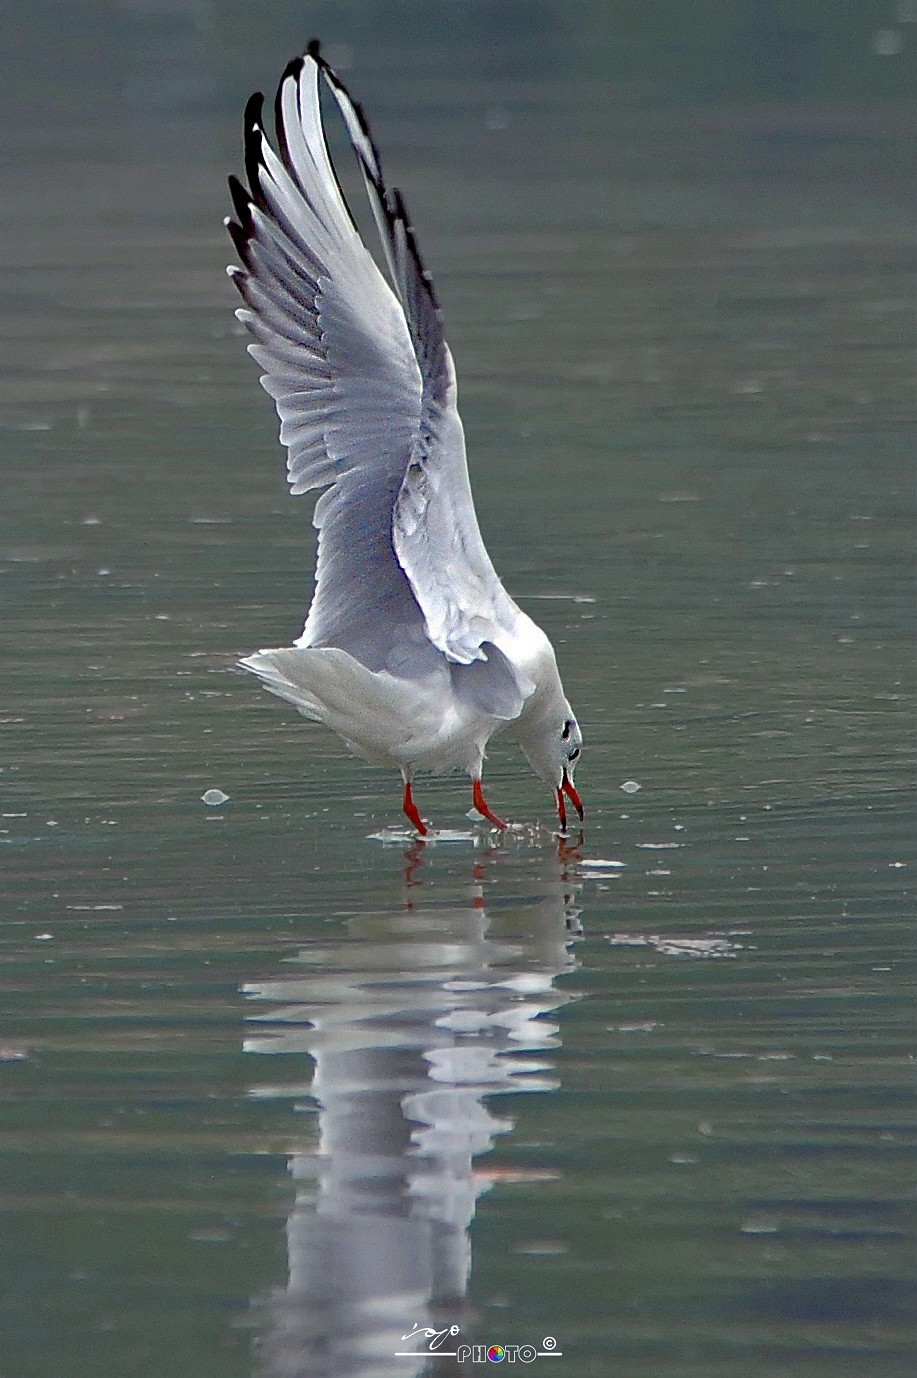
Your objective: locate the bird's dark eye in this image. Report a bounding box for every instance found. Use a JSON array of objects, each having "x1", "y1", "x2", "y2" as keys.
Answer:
[
  {"x1": 562, "y1": 720, "x2": 572, "y2": 740},
  {"x1": 568, "y1": 746, "x2": 580, "y2": 762}
]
